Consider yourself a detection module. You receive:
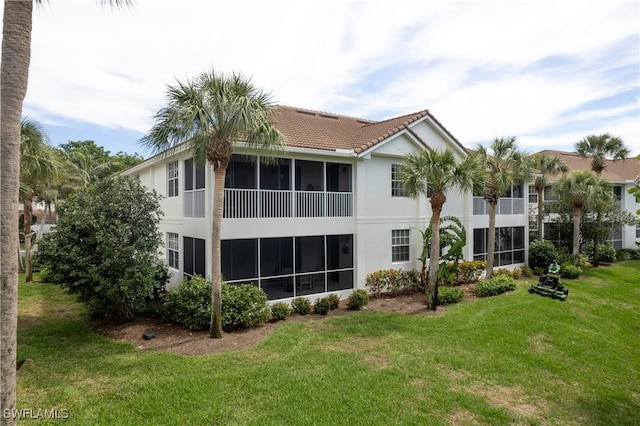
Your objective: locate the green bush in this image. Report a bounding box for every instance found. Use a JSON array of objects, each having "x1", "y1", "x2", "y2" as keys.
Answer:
[
  {"x1": 162, "y1": 276, "x2": 211, "y2": 331},
  {"x1": 521, "y1": 266, "x2": 533, "y2": 277},
  {"x1": 271, "y1": 302, "x2": 292, "y2": 321},
  {"x1": 616, "y1": 249, "x2": 634, "y2": 261},
  {"x1": 291, "y1": 297, "x2": 311, "y2": 315},
  {"x1": 313, "y1": 297, "x2": 331, "y2": 315},
  {"x1": 533, "y1": 266, "x2": 545, "y2": 276},
  {"x1": 326, "y1": 293, "x2": 341, "y2": 310},
  {"x1": 528, "y1": 240, "x2": 558, "y2": 271},
  {"x1": 366, "y1": 269, "x2": 421, "y2": 297},
  {"x1": 599, "y1": 244, "x2": 617, "y2": 263},
  {"x1": 347, "y1": 289, "x2": 369, "y2": 310},
  {"x1": 474, "y1": 275, "x2": 516, "y2": 298},
  {"x1": 493, "y1": 268, "x2": 512, "y2": 277},
  {"x1": 456, "y1": 260, "x2": 486, "y2": 283},
  {"x1": 560, "y1": 263, "x2": 582, "y2": 279},
  {"x1": 437, "y1": 287, "x2": 464, "y2": 305},
  {"x1": 221, "y1": 284, "x2": 271, "y2": 330},
  {"x1": 630, "y1": 249, "x2": 640, "y2": 260}
]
